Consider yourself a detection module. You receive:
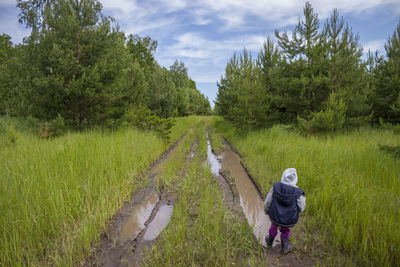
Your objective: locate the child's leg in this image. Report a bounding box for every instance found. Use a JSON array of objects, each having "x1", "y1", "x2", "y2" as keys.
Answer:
[
  {"x1": 280, "y1": 227, "x2": 290, "y2": 239},
  {"x1": 268, "y1": 222, "x2": 278, "y2": 238}
]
